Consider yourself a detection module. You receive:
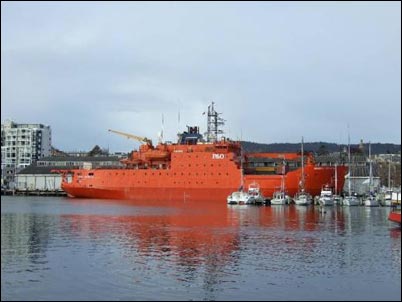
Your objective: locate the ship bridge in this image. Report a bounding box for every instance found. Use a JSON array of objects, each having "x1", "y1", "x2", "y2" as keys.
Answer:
[{"x1": 178, "y1": 126, "x2": 204, "y2": 145}]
